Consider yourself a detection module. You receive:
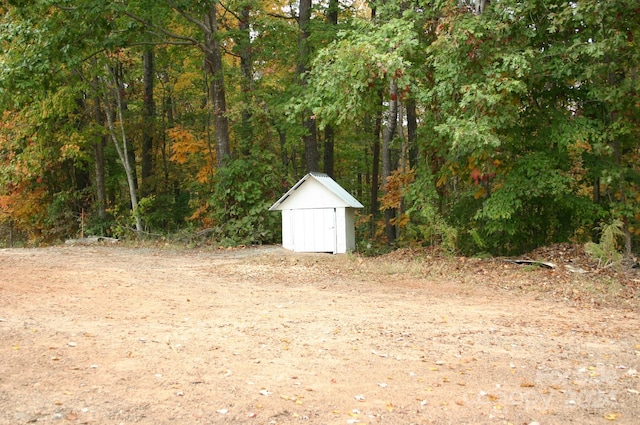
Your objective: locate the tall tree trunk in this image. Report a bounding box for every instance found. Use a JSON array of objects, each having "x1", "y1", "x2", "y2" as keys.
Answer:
[
  {"x1": 369, "y1": 105, "x2": 382, "y2": 236},
  {"x1": 91, "y1": 76, "x2": 107, "y2": 220},
  {"x1": 238, "y1": 3, "x2": 253, "y2": 155},
  {"x1": 323, "y1": 126, "x2": 335, "y2": 177},
  {"x1": 322, "y1": 0, "x2": 339, "y2": 177},
  {"x1": 298, "y1": 0, "x2": 318, "y2": 172},
  {"x1": 203, "y1": 4, "x2": 231, "y2": 167},
  {"x1": 102, "y1": 65, "x2": 143, "y2": 234},
  {"x1": 141, "y1": 46, "x2": 155, "y2": 193},
  {"x1": 112, "y1": 61, "x2": 138, "y2": 192},
  {"x1": 161, "y1": 73, "x2": 174, "y2": 188},
  {"x1": 382, "y1": 80, "x2": 398, "y2": 244},
  {"x1": 406, "y1": 97, "x2": 418, "y2": 169}
]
